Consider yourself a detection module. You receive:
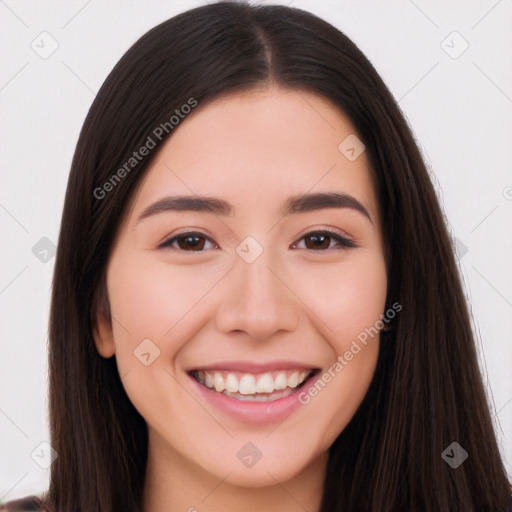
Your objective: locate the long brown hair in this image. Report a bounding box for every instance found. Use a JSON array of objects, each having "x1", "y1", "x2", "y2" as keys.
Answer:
[{"x1": 45, "y1": 2, "x2": 511, "y2": 511}]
